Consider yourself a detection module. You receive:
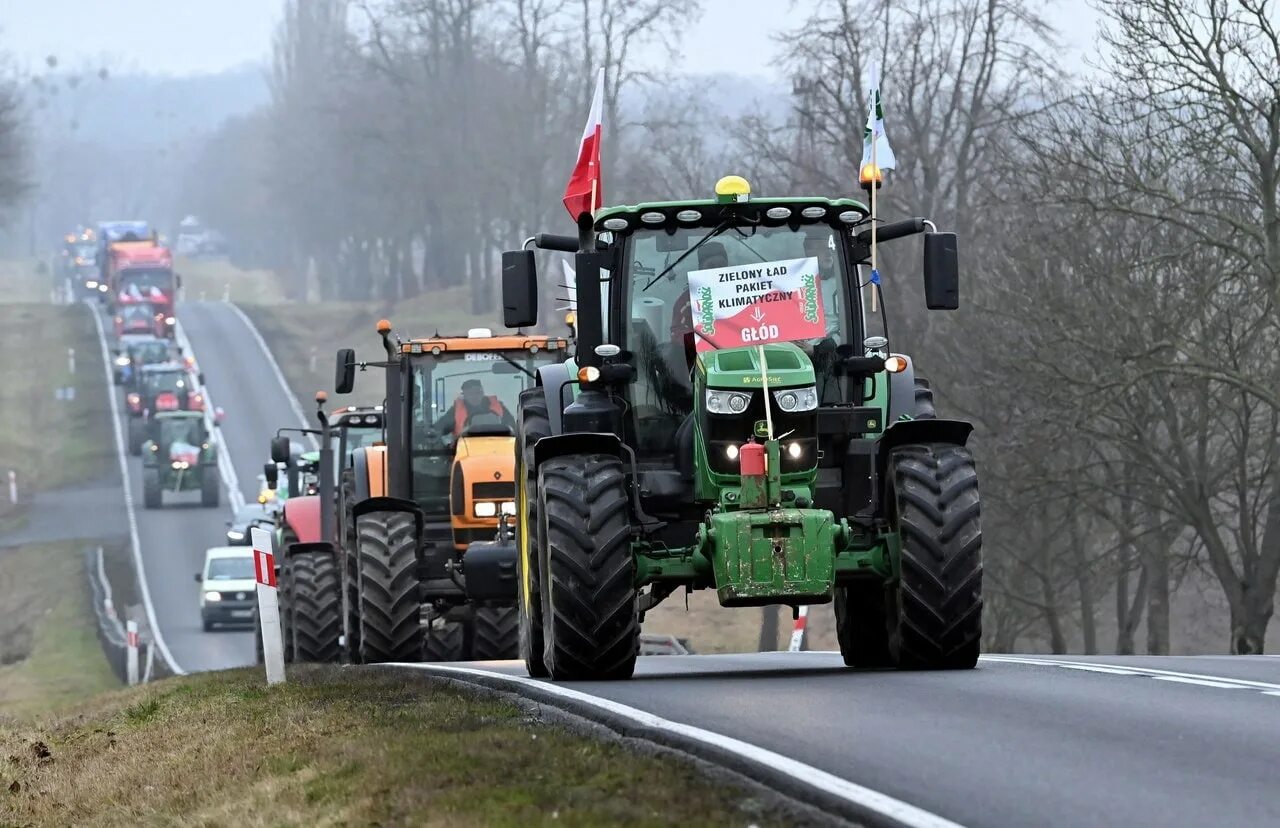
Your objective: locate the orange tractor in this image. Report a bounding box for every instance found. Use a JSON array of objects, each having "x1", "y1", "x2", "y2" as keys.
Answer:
[{"x1": 318, "y1": 325, "x2": 567, "y2": 663}]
